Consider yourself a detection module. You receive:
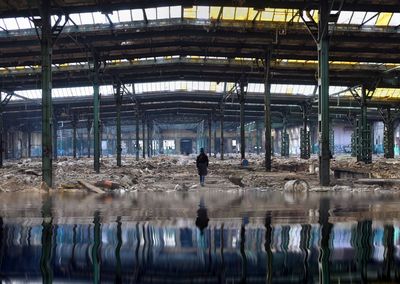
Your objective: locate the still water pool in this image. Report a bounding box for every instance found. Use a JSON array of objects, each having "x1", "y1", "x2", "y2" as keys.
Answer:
[{"x1": 0, "y1": 191, "x2": 399, "y2": 283}]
